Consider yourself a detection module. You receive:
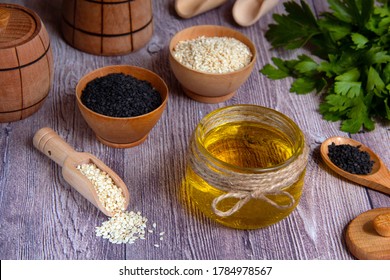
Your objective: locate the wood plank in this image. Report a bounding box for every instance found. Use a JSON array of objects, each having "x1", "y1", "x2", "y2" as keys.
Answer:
[{"x1": 0, "y1": 0, "x2": 389, "y2": 260}]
